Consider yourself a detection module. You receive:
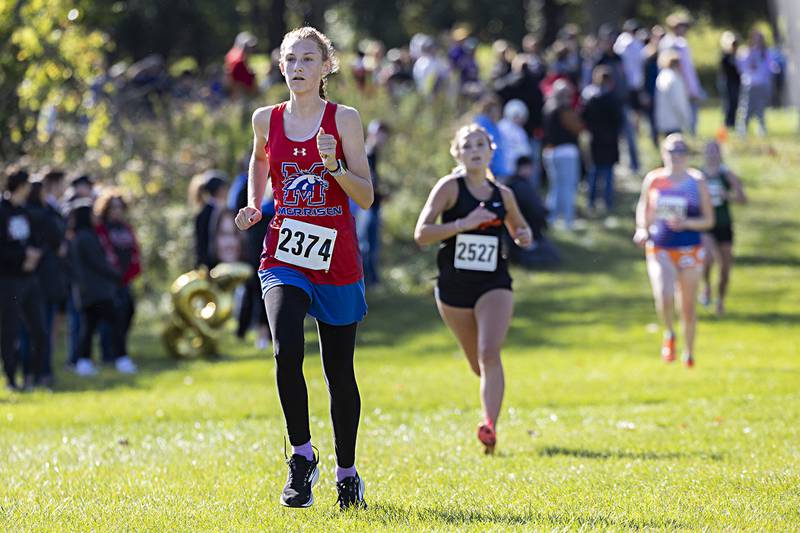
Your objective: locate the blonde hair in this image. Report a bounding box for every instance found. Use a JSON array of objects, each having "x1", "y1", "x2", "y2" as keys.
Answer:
[
  {"x1": 449, "y1": 124, "x2": 497, "y2": 179},
  {"x1": 280, "y1": 26, "x2": 339, "y2": 98}
]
